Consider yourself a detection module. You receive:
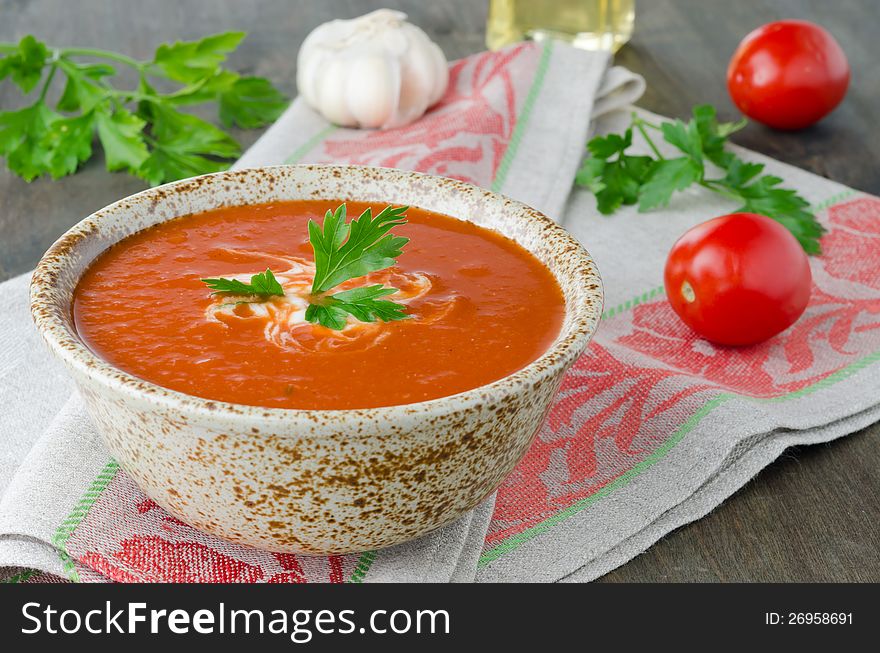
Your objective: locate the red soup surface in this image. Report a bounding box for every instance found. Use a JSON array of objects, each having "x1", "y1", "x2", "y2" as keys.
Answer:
[{"x1": 73, "y1": 201, "x2": 565, "y2": 409}]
